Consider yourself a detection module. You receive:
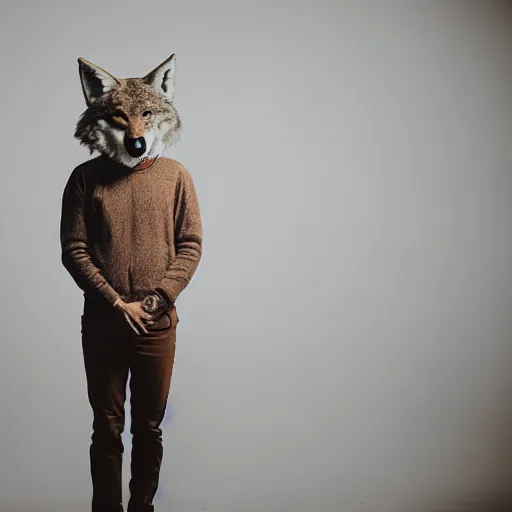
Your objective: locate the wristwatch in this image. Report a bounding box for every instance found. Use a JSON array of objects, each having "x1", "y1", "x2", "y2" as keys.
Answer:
[{"x1": 141, "y1": 289, "x2": 169, "y2": 317}]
